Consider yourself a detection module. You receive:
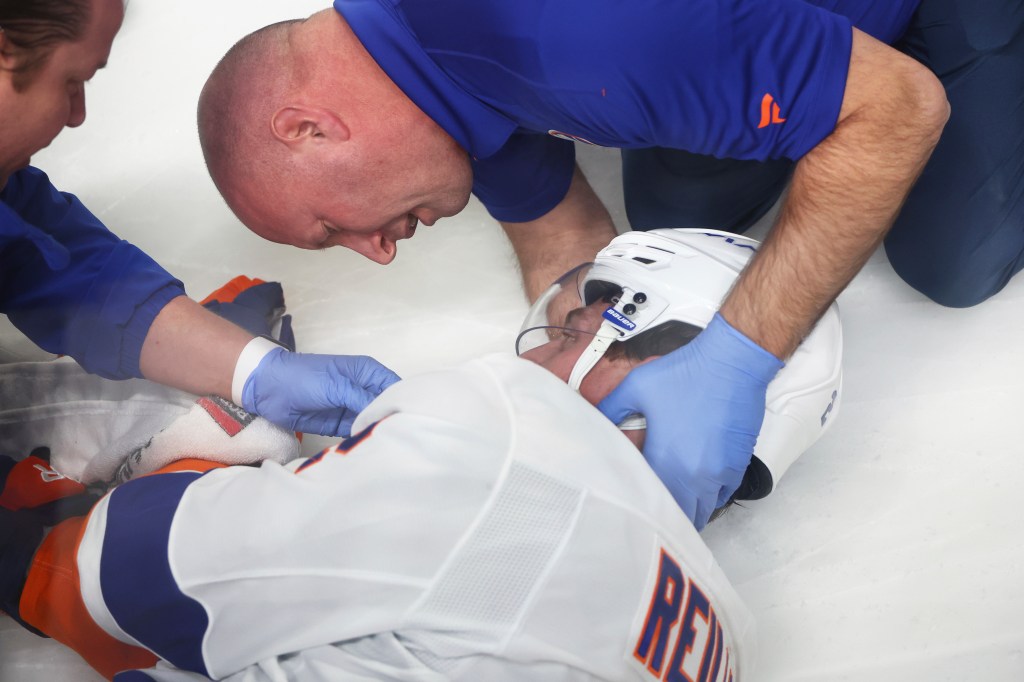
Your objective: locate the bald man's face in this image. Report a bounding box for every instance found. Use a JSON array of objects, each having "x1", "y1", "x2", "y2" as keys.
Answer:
[
  {"x1": 224, "y1": 136, "x2": 473, "y2": 264},
  {"x1": 200, "y1": 9, "x2": 476, "y2": 264}
]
